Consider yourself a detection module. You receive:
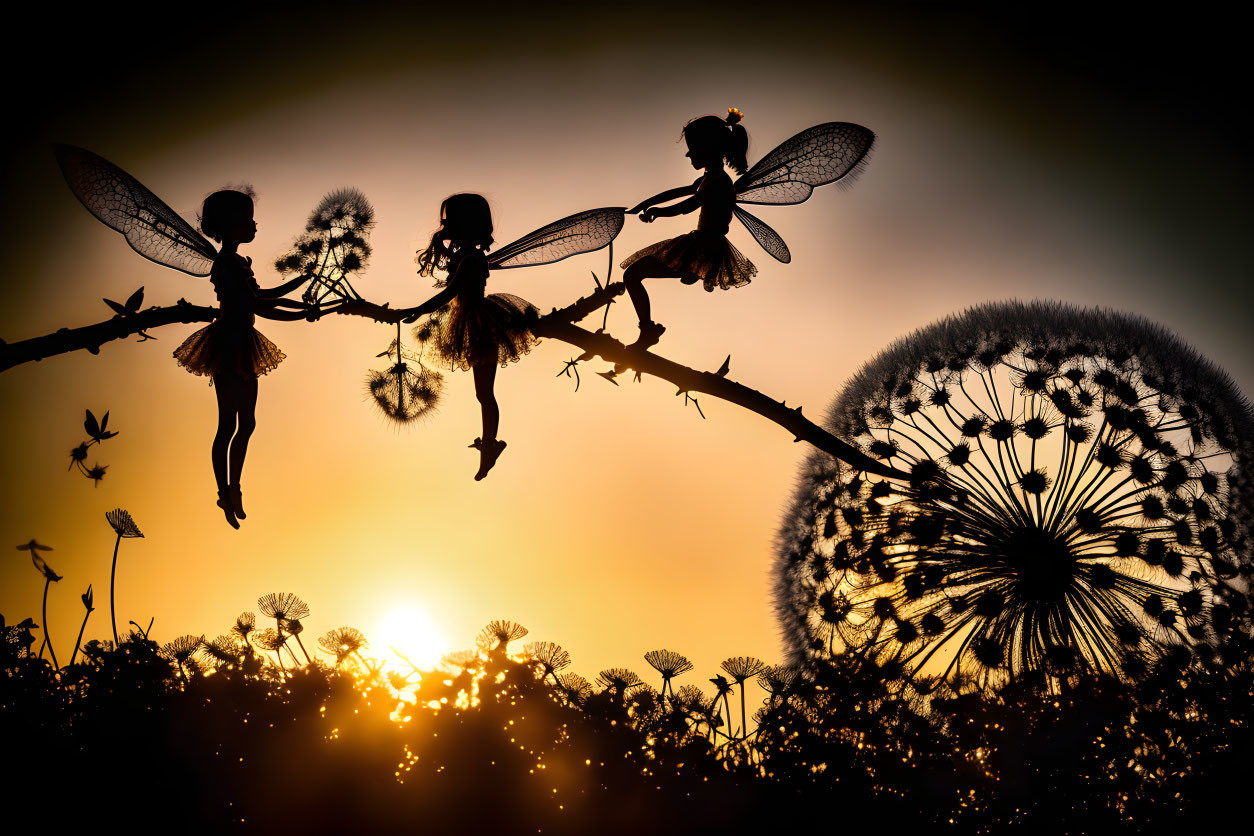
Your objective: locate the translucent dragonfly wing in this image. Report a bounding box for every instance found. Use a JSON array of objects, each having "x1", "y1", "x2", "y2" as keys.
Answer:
[
  {"x1": 733, "y1": 122, "x2": 875, "y2": 206},
  {"x1": 488, "y1": 207, "x2": 626, "y2": 270},
  {"x1": 733, "y1": 206, "x2": 791, "y2": 263},
  {"x1": 54, "y1": 144, "x2": 217, "y2": 277}
]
